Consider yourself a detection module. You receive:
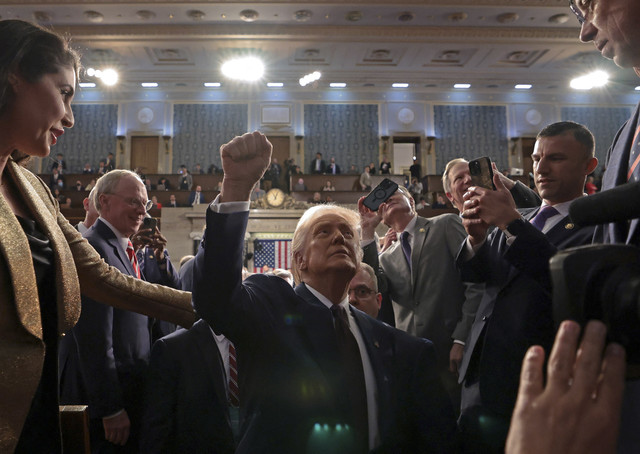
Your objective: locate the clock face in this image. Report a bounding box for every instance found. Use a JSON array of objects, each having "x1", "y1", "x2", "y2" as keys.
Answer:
[{"x1": 266, "y1": 188, "x2": 285, "y2": 207}]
